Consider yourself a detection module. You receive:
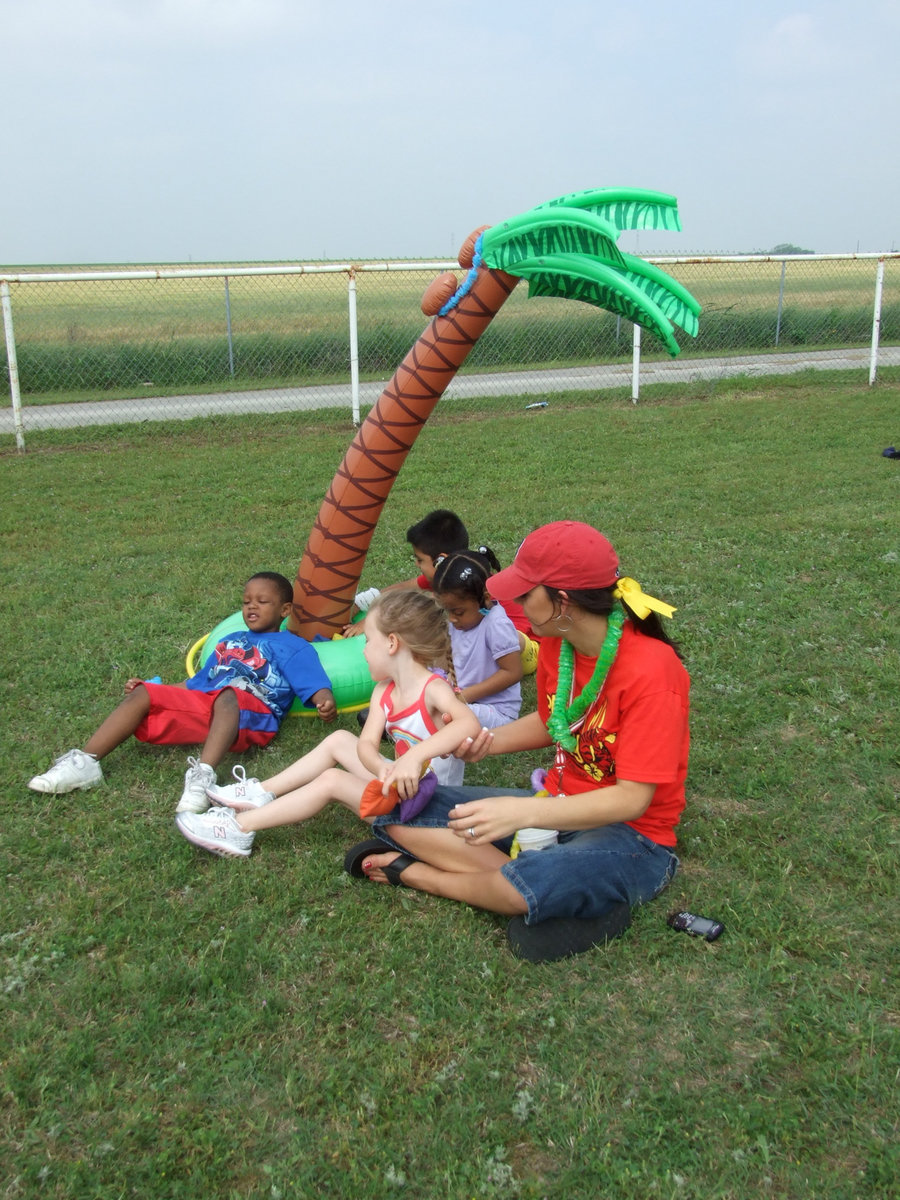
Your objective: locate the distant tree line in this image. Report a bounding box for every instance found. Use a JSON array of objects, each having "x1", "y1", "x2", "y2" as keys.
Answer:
[{"x1": 753, "y1": 242, "x2": 815, "y2": 255}]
